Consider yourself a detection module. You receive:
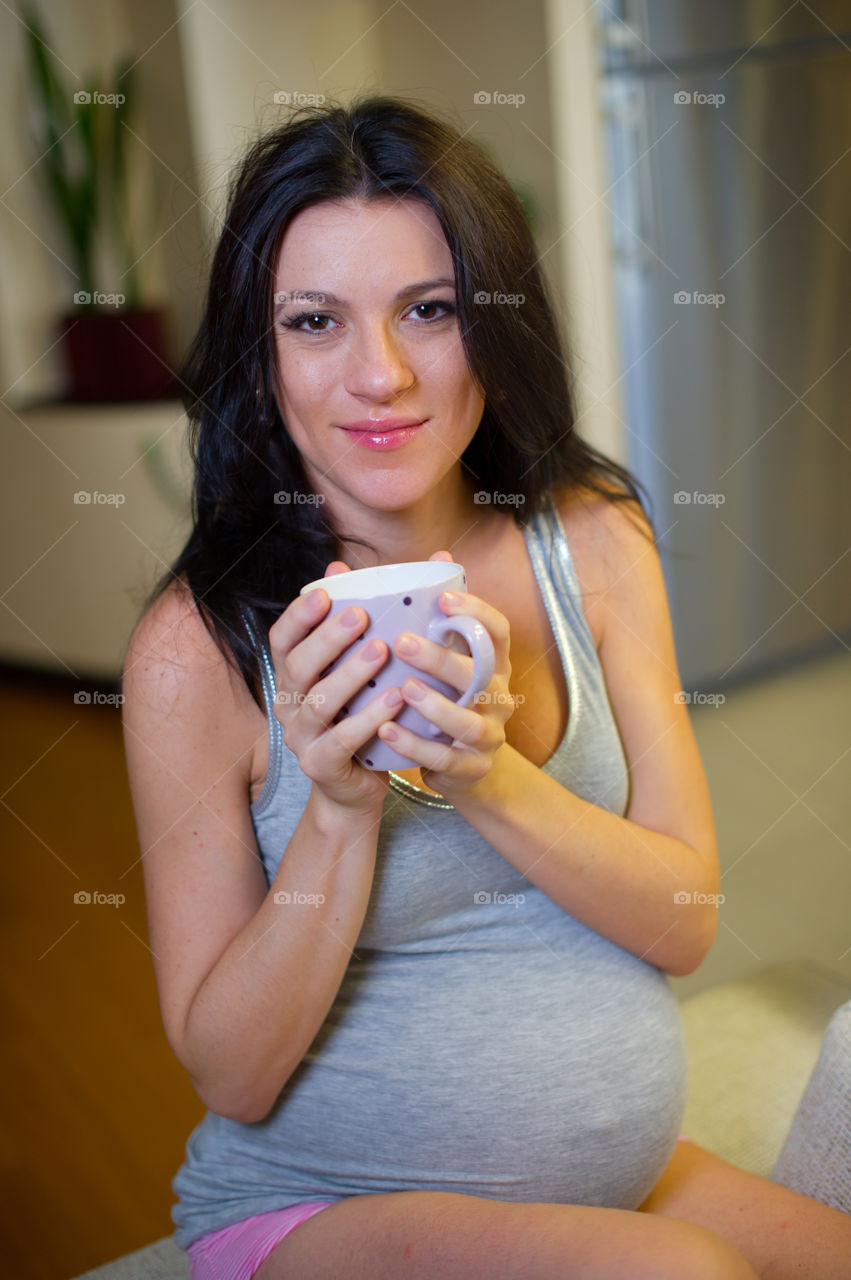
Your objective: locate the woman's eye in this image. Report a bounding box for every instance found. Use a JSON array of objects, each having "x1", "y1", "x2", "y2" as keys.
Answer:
[
  {"x1": 410, "y1": 301, "x2": 454, "y2": 321},
  {"x1": 281, "y1": 312, "x2": 334, "y2": 334}
]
